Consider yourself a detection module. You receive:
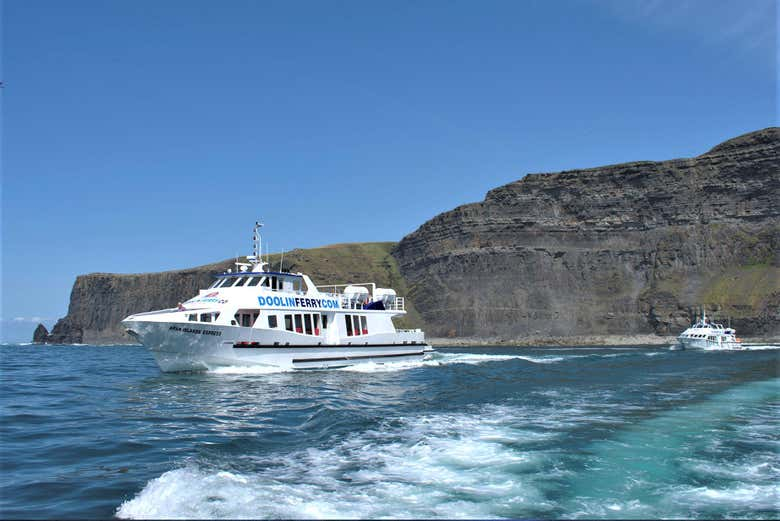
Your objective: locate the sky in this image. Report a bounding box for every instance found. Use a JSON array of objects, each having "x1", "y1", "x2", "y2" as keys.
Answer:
[{"x1": 1, "y1": 0, "x2": 777, "y2": 342}]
